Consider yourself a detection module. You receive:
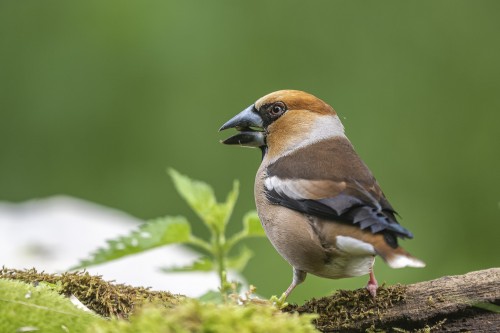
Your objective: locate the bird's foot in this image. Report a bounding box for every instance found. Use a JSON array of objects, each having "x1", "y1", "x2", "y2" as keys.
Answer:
[
  {"x1": 270, "y1": 293, "x2": 289, "y2": 309},
  {"x1": 365, "y1": 281, "x2": 378, "y2": 298},
  {"x1": 365, "y1": 270, "x2": 378, "y2": 298}
]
